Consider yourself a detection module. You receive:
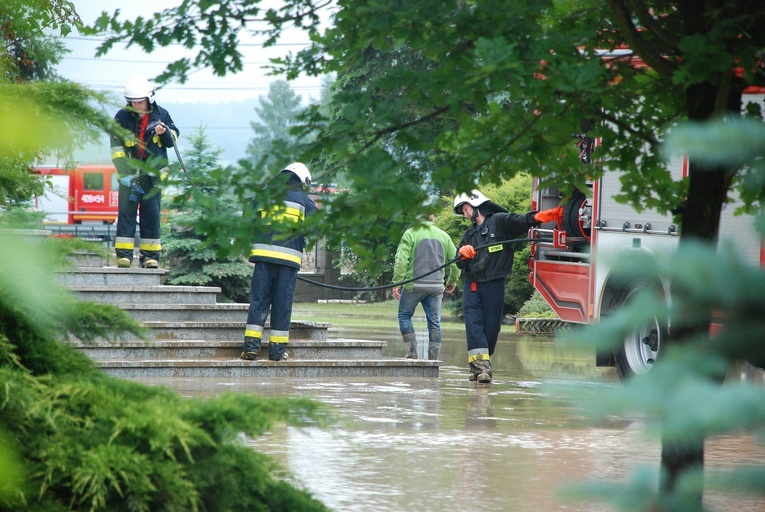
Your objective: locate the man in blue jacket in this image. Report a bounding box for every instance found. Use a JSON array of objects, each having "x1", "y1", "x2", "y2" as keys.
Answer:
[{"x1": 241, "y1": 163, "x2": 318, "y2": 361}]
